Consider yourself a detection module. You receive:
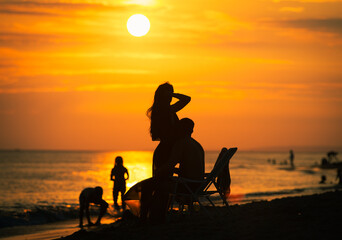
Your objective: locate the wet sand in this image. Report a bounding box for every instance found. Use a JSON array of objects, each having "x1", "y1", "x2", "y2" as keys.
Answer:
[
  {"x1": 0, "y1": 216, "x2": 114, "y2": 240},
  {"x1": 54, "y1": 190, "x2": 342, "y2": 240}
]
